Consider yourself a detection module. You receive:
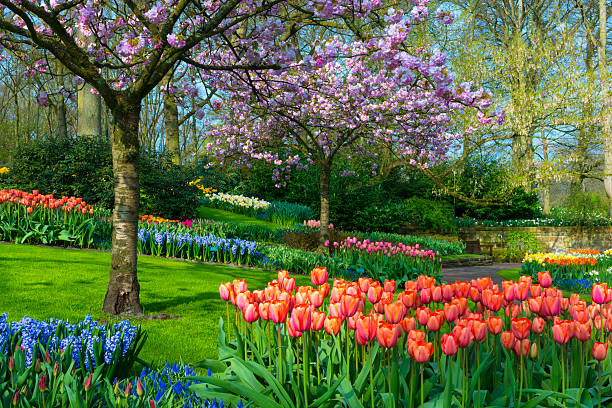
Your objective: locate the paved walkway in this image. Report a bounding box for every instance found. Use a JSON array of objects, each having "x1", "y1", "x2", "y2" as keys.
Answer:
[{"x1": 442, "y1": 263, "x2": 522, "y2": 285}]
